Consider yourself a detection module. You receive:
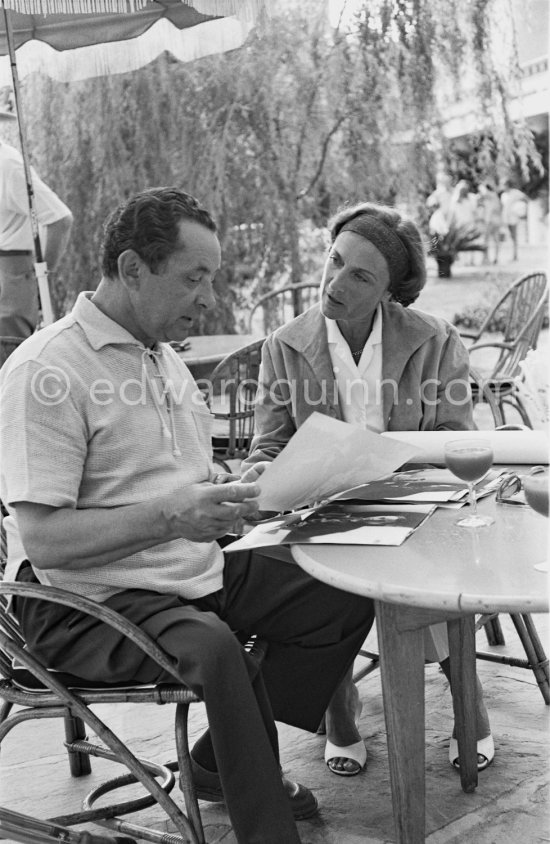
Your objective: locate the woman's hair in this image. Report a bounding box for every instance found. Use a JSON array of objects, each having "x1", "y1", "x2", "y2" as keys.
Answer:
[
  {"x1": 328, "y1": 201, "x2": 427, "y2": 307},
  {"x1": 101, "y1": 186, "x2": 217, "y2": 279}
]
